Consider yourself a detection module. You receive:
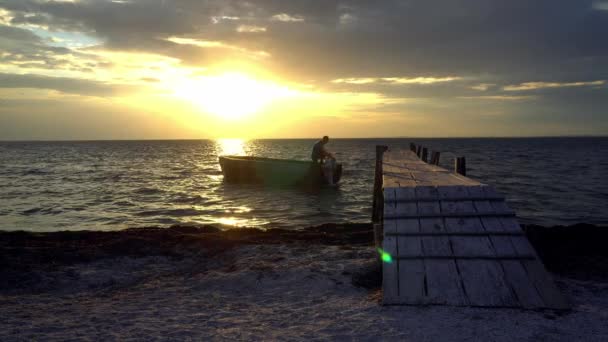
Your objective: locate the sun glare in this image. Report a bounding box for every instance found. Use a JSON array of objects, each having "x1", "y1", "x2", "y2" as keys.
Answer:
[
  {"x1": 216, "y1": 138, "x2": 246, "y2": 156},
  {"x1": 174, "y1": 73, "x2": 295, "y2": 120}
]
